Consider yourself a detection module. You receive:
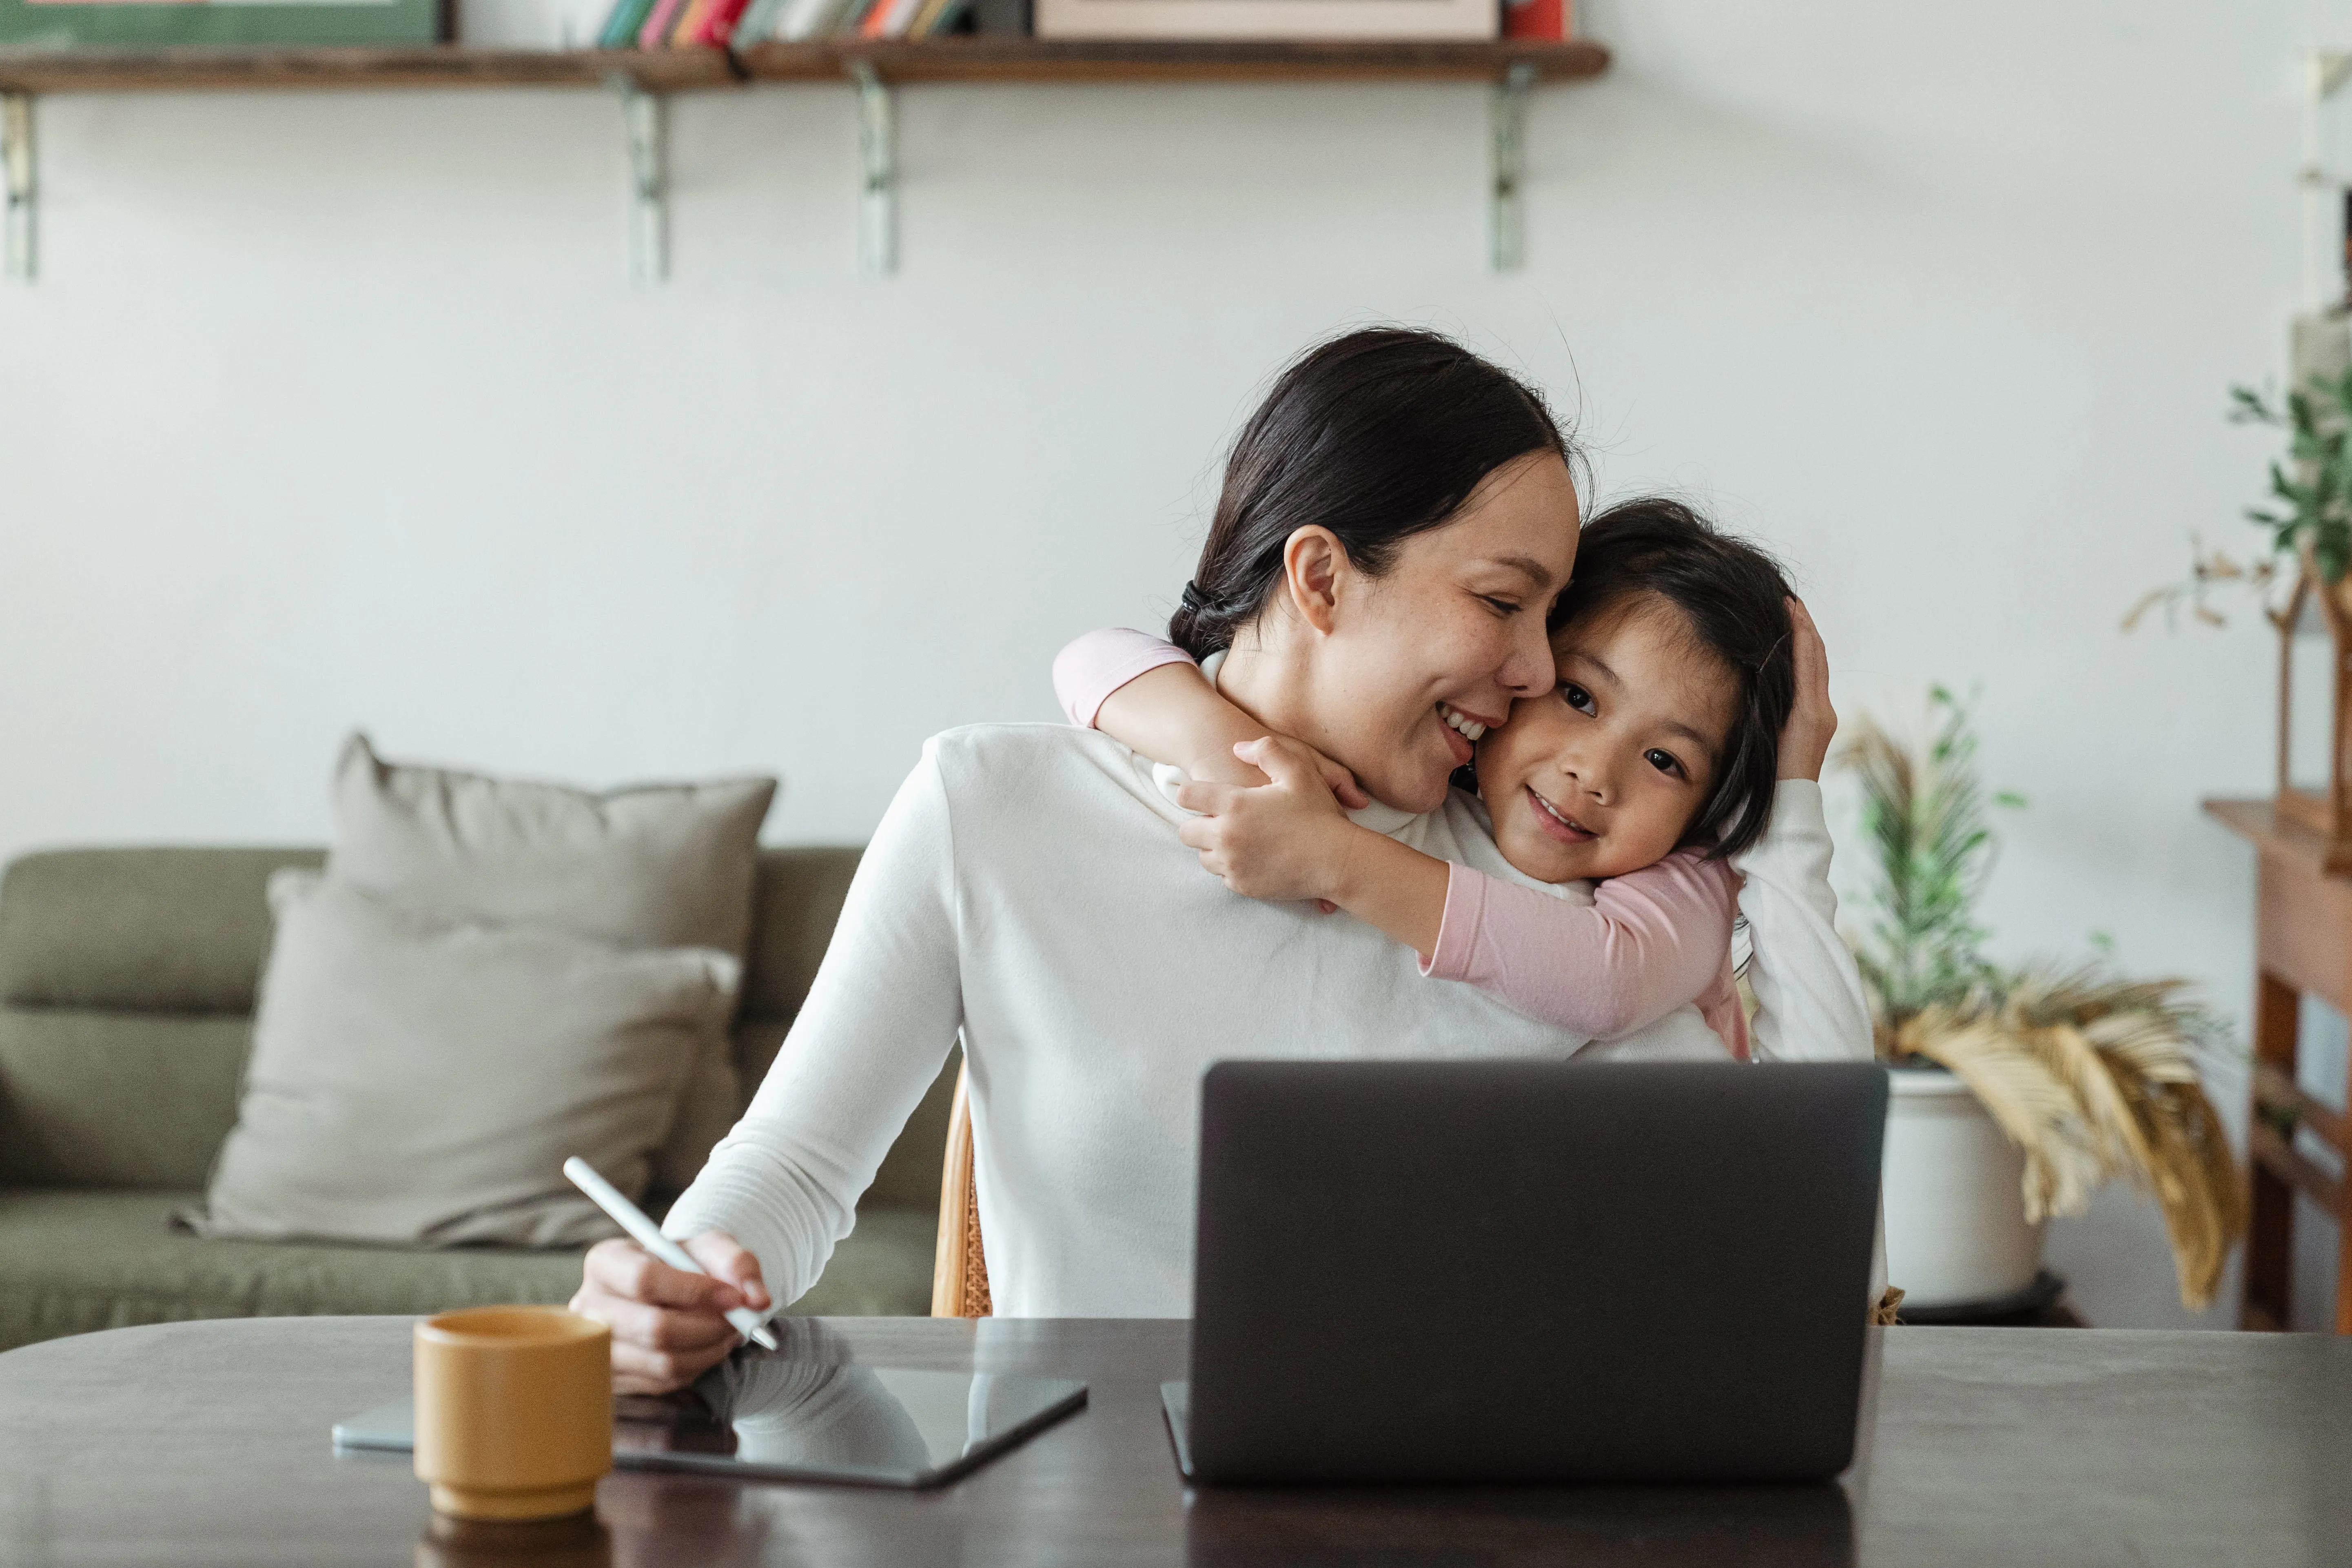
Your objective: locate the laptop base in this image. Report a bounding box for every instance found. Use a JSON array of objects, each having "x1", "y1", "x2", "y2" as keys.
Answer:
[{"x1": 1160, "y1": 1382, "x2": 1195, "y2": 1479}]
